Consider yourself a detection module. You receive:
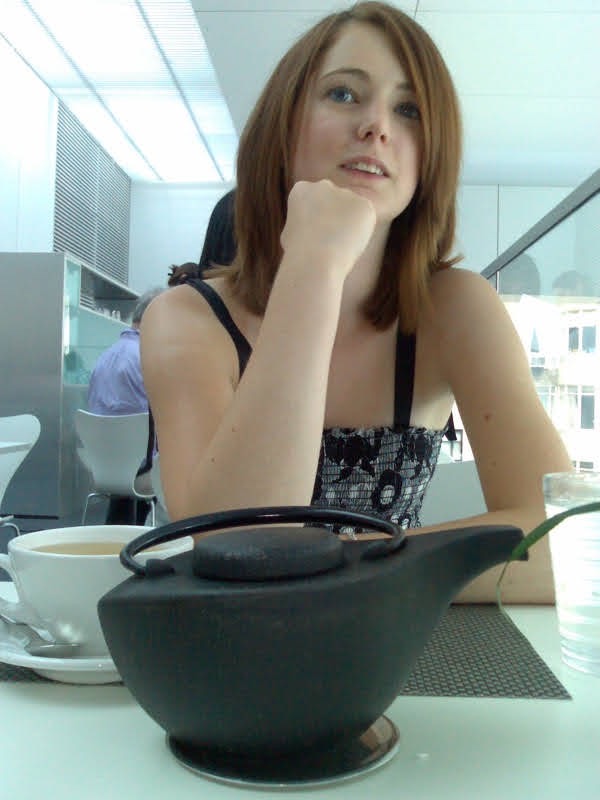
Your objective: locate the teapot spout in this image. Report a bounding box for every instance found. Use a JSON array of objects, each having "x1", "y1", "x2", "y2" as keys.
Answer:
[
  {"x1": 387, "y1": 523, "x2": 526, "y2": 606},
  {"x1": 346, "y1": 524, "x2": 527, "y2": 711}
]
